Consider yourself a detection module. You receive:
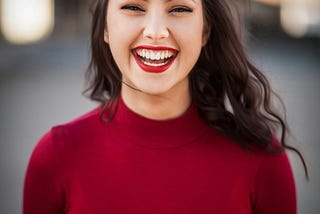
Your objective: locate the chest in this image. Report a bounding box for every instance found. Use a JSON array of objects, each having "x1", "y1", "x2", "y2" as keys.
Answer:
[{"x1": 64, "y1": 145, "x2": 254, "y2": 214}]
